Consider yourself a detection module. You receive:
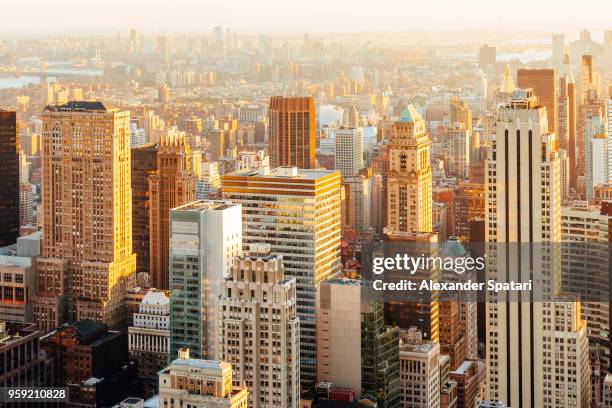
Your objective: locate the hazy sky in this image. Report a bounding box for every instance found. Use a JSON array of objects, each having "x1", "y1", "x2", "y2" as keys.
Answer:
[{"x1": 3, "y1": 0, "x2": 611, "y2": 35}]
